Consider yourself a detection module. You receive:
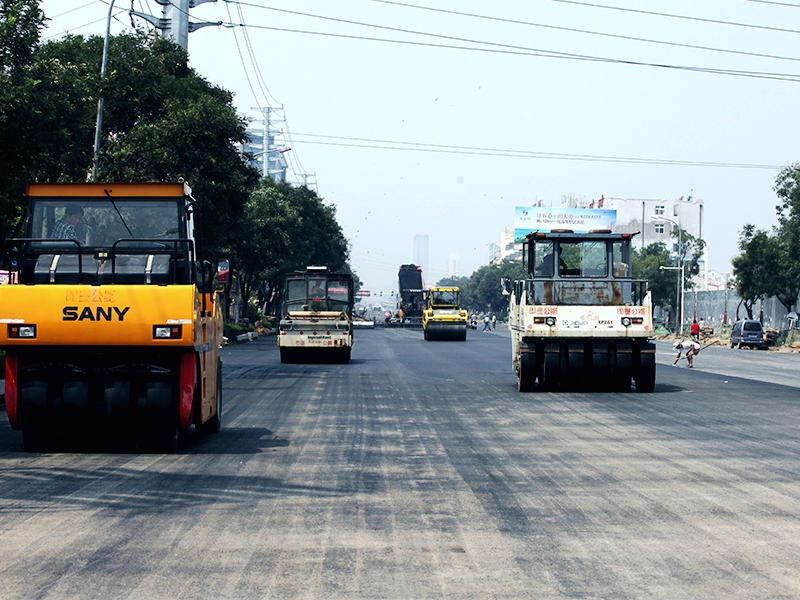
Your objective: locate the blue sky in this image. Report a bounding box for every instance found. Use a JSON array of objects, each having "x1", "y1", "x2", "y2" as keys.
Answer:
[{"x1": 40, "y1": 1, "x2": 799, "y2": 292}]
